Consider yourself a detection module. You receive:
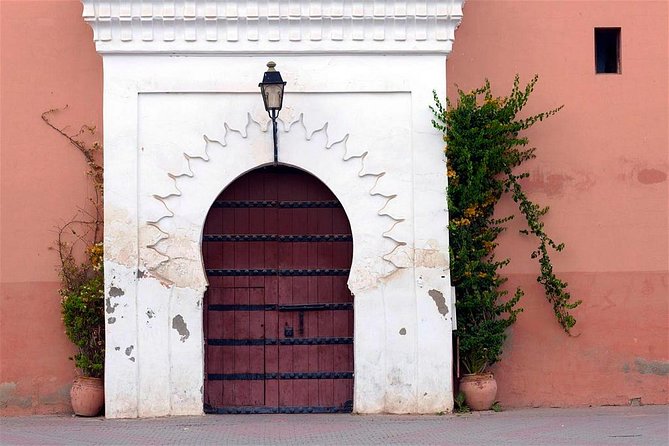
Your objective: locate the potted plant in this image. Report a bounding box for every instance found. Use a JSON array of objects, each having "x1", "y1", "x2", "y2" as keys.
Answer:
[
  {"x1": 59, "y1": 242, "x2": 105, "y2": 416},
  {"x1": 431, "y1": 76, "x2": 580, "y2": 410},
  {"x1": 46, "y1": 108, "x2": 105, "y2": 416}
]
